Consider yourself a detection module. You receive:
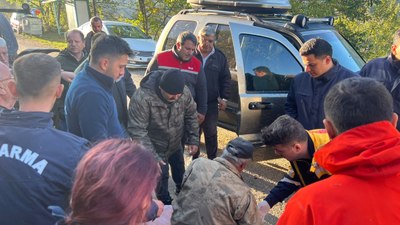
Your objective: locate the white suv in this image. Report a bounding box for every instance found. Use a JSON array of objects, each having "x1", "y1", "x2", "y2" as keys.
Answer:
[{"x1": 155, "y1": 0, "x2": 365, "y2": 143}]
